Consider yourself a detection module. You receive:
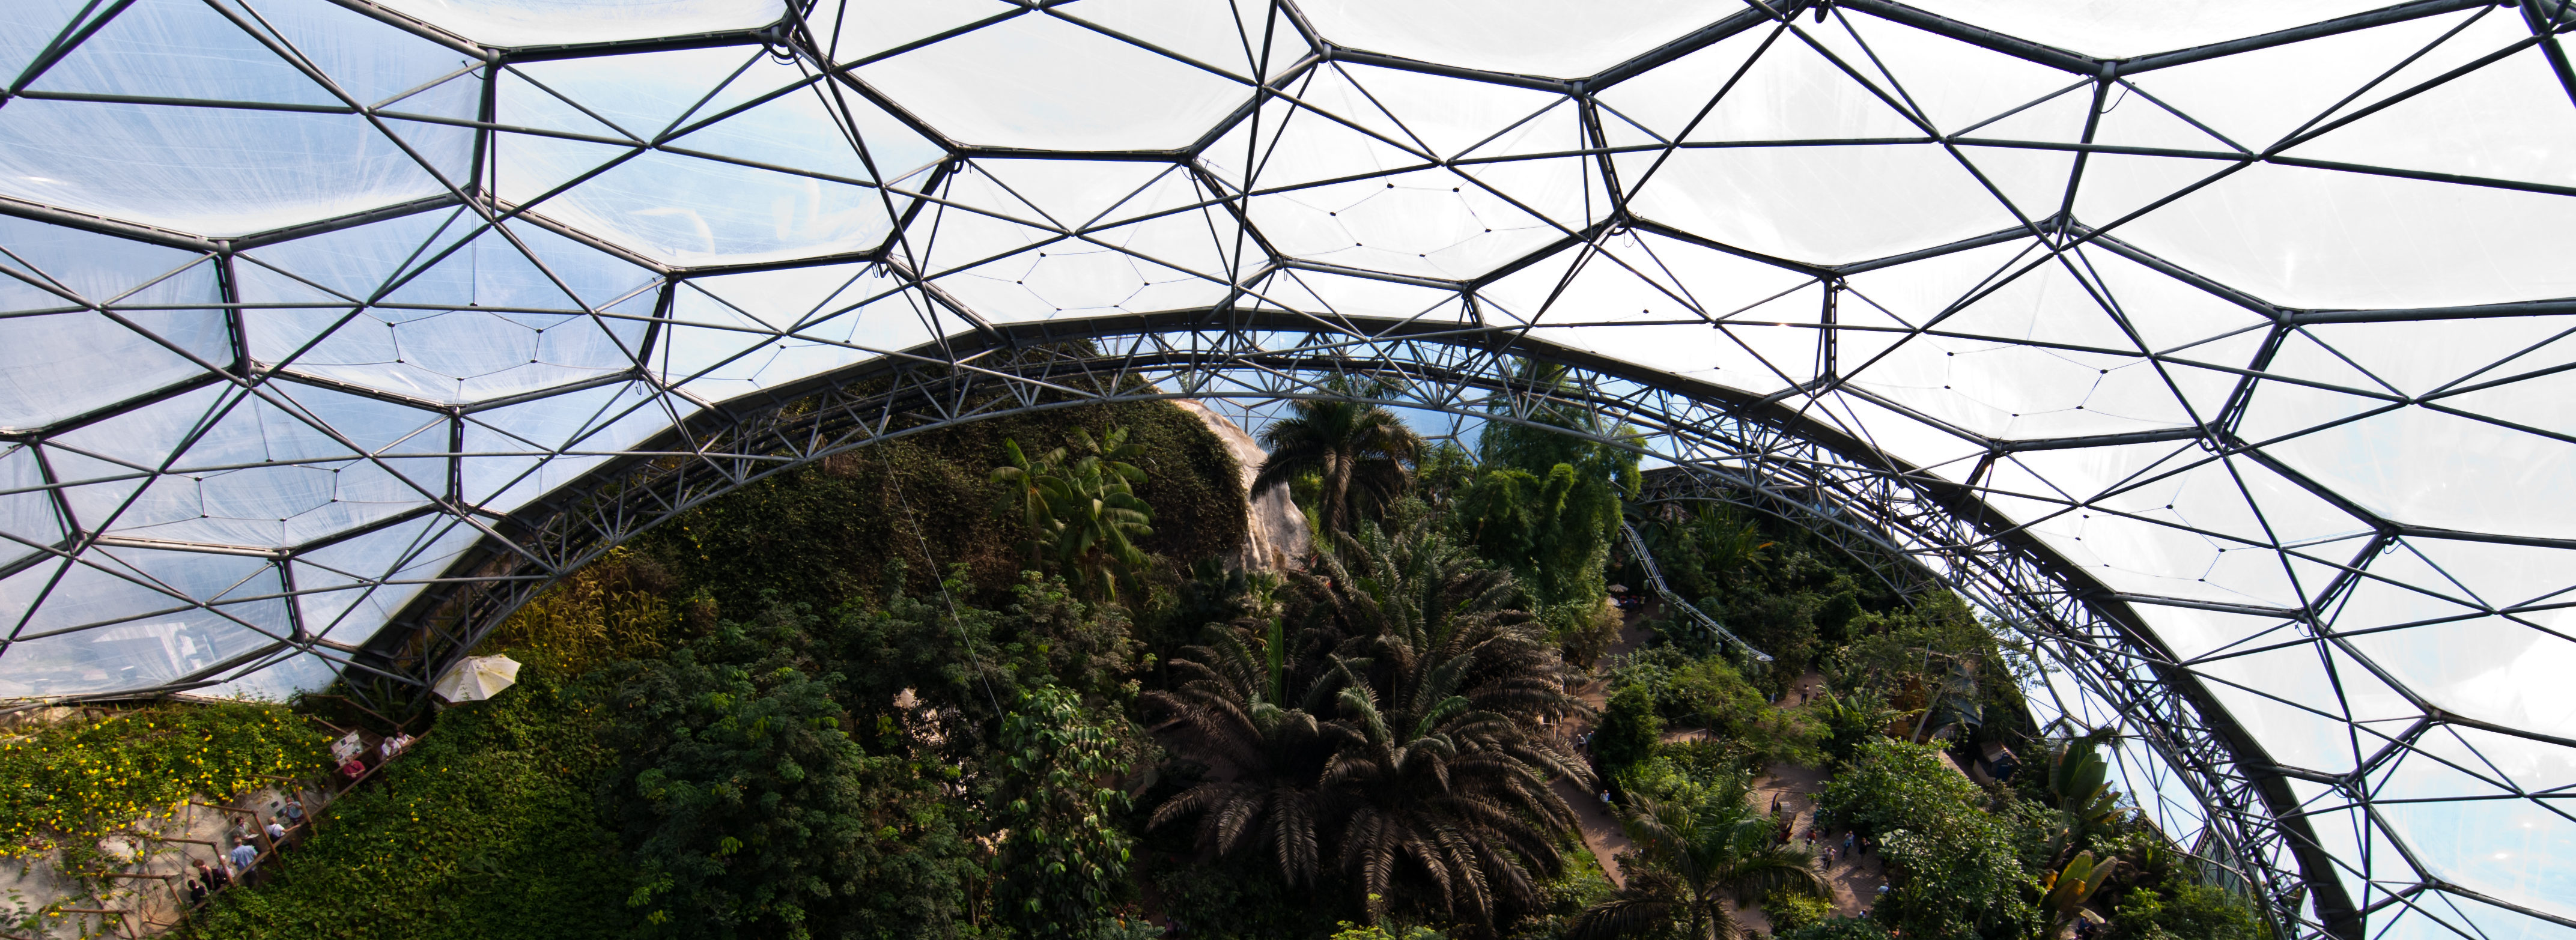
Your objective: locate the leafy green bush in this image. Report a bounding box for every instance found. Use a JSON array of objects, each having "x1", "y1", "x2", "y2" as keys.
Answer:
[
  {"x1": 994, "y1": 685, "x2": 1138, "y2": 938},
  {"x1": 1591, "y1": 684, "x2": 1664, "y2": 771},
  {"x1": 1612, "y1": 740, "x2": 1749, "y2": 809},
  {"x1": 2108, "y1": 881, "x2": 2262, "y2": 940},
  {"x1": 196, "y1": 669, "x2": 637, "y2": 940},
  {"x1": 1449, "y1": 363, "x2": 1639, "y2": 613},
  {"x1": 1780, "y1": 916, "x2": 1894, "y2": 940},
  {"x1": 1764, "y1": 887, "x2": 1835, "y2": 933},
  {"x1": 0, "y1": 703, "x2": 330, "y2": 856},
  {"x1": 599, "y1": 617, "x2": 982, "y2": 940},
  {"x1": 1818, "y1": 739, "x2": 2035, "y2": 940}
]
